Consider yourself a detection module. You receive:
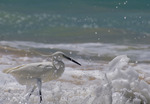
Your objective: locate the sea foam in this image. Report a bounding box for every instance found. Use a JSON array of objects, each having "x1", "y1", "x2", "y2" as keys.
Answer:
[
  {"x1": 92, "y1": 55, "x2": 150, "y2": 104},
  {"x1": 1, "y1": 55, "x2": 150, "y2": 104}
]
